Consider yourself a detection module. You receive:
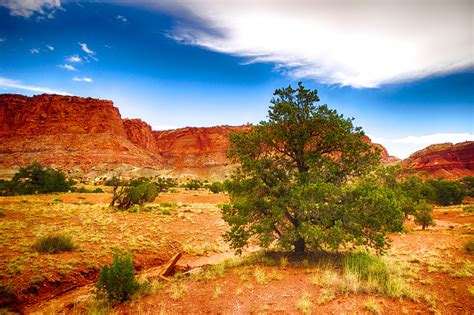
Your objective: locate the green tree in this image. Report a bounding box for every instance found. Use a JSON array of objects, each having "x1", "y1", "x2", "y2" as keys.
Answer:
[
  {"x1": 424, "y1": 179, "x2": 464, "y2": 206},
  {"x1": 0, "y1": 162, "x2": 73, "y2": 195},
  {"x1": 413, "y1": 201, "x2": 435, "y2": 229},
  {"x1": 223, "y1": 83, "x2": 403, "y2": 255},
  {"x1": 117, "y1": 183, "x2": 158, "y2": 209}
]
